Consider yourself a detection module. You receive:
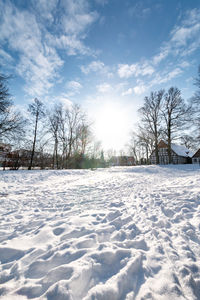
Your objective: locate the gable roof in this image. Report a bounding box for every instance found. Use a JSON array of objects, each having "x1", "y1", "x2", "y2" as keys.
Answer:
[
  {"x1": 192, "y1": 148, "x2": 200, "y2": 158},
  {"x1": 158, "y1": 140, "x2": 194, "y2": 158}
]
